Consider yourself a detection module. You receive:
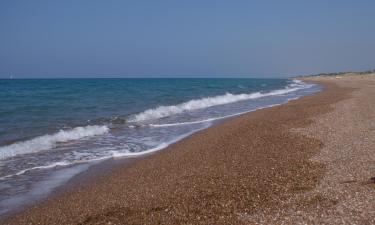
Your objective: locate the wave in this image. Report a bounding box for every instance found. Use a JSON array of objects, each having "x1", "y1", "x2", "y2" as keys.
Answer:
[
  {"x1": 0, "y1": 143, "x2": 168, "y2": 180},
  {"x1": 0, "y1": 125, "x2": 109, "y2": 160},
  {"x1": 110, "y1": 142, "x2": 169, "y2": 158},
  {"x1": 0, "y1": 161, "x2": 71, "y2": 180},
  {"x1": 130, "y1": 80, "x2": 310, "y2": 122},
  {"x1": 0, "y1": 121, "x2": 212, "y2": 180},
  {"x1": 148, "y1": 103, "x2": 283, "y2": 128}
]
